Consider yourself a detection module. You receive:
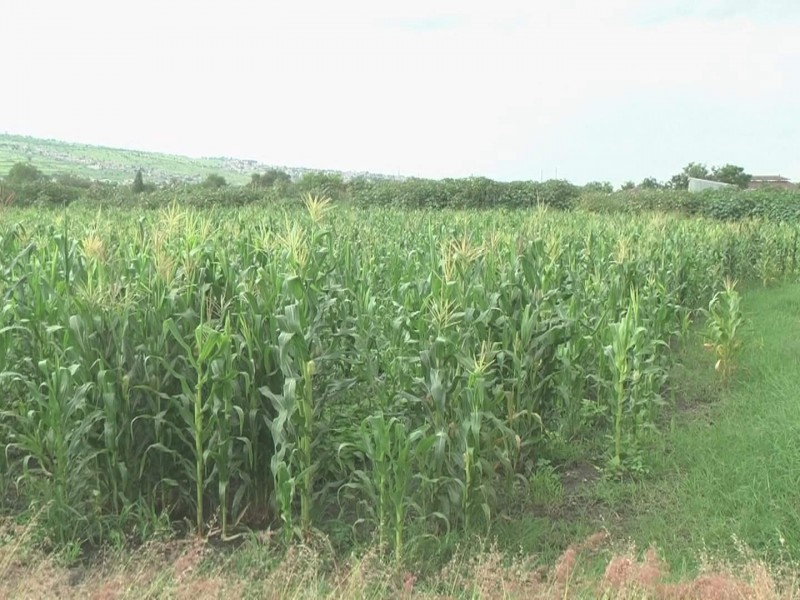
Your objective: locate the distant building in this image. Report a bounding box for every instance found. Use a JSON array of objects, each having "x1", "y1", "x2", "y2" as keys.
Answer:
[
  {"x1": 748, "y1": 175, "x2": 794, "y2": 190},
  {"x1": 688, "y1": 177, "x2": 735, "y2": 192}
]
